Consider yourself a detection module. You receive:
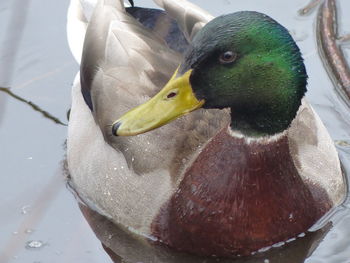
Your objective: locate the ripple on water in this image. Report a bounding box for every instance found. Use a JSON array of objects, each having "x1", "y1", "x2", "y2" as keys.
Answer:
[
  {"x1": 25, "y1": 240, "x2": 45, "y2": 250},
  {"x1": 24, "y1": 228, "x2": 34, "y2": 234},
  {"x1": 21, "y1": 205, "x2": 31, "y2": 215},
  {"x1": 306, "y1": 209, "x2": 350, "y2": 263}
]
